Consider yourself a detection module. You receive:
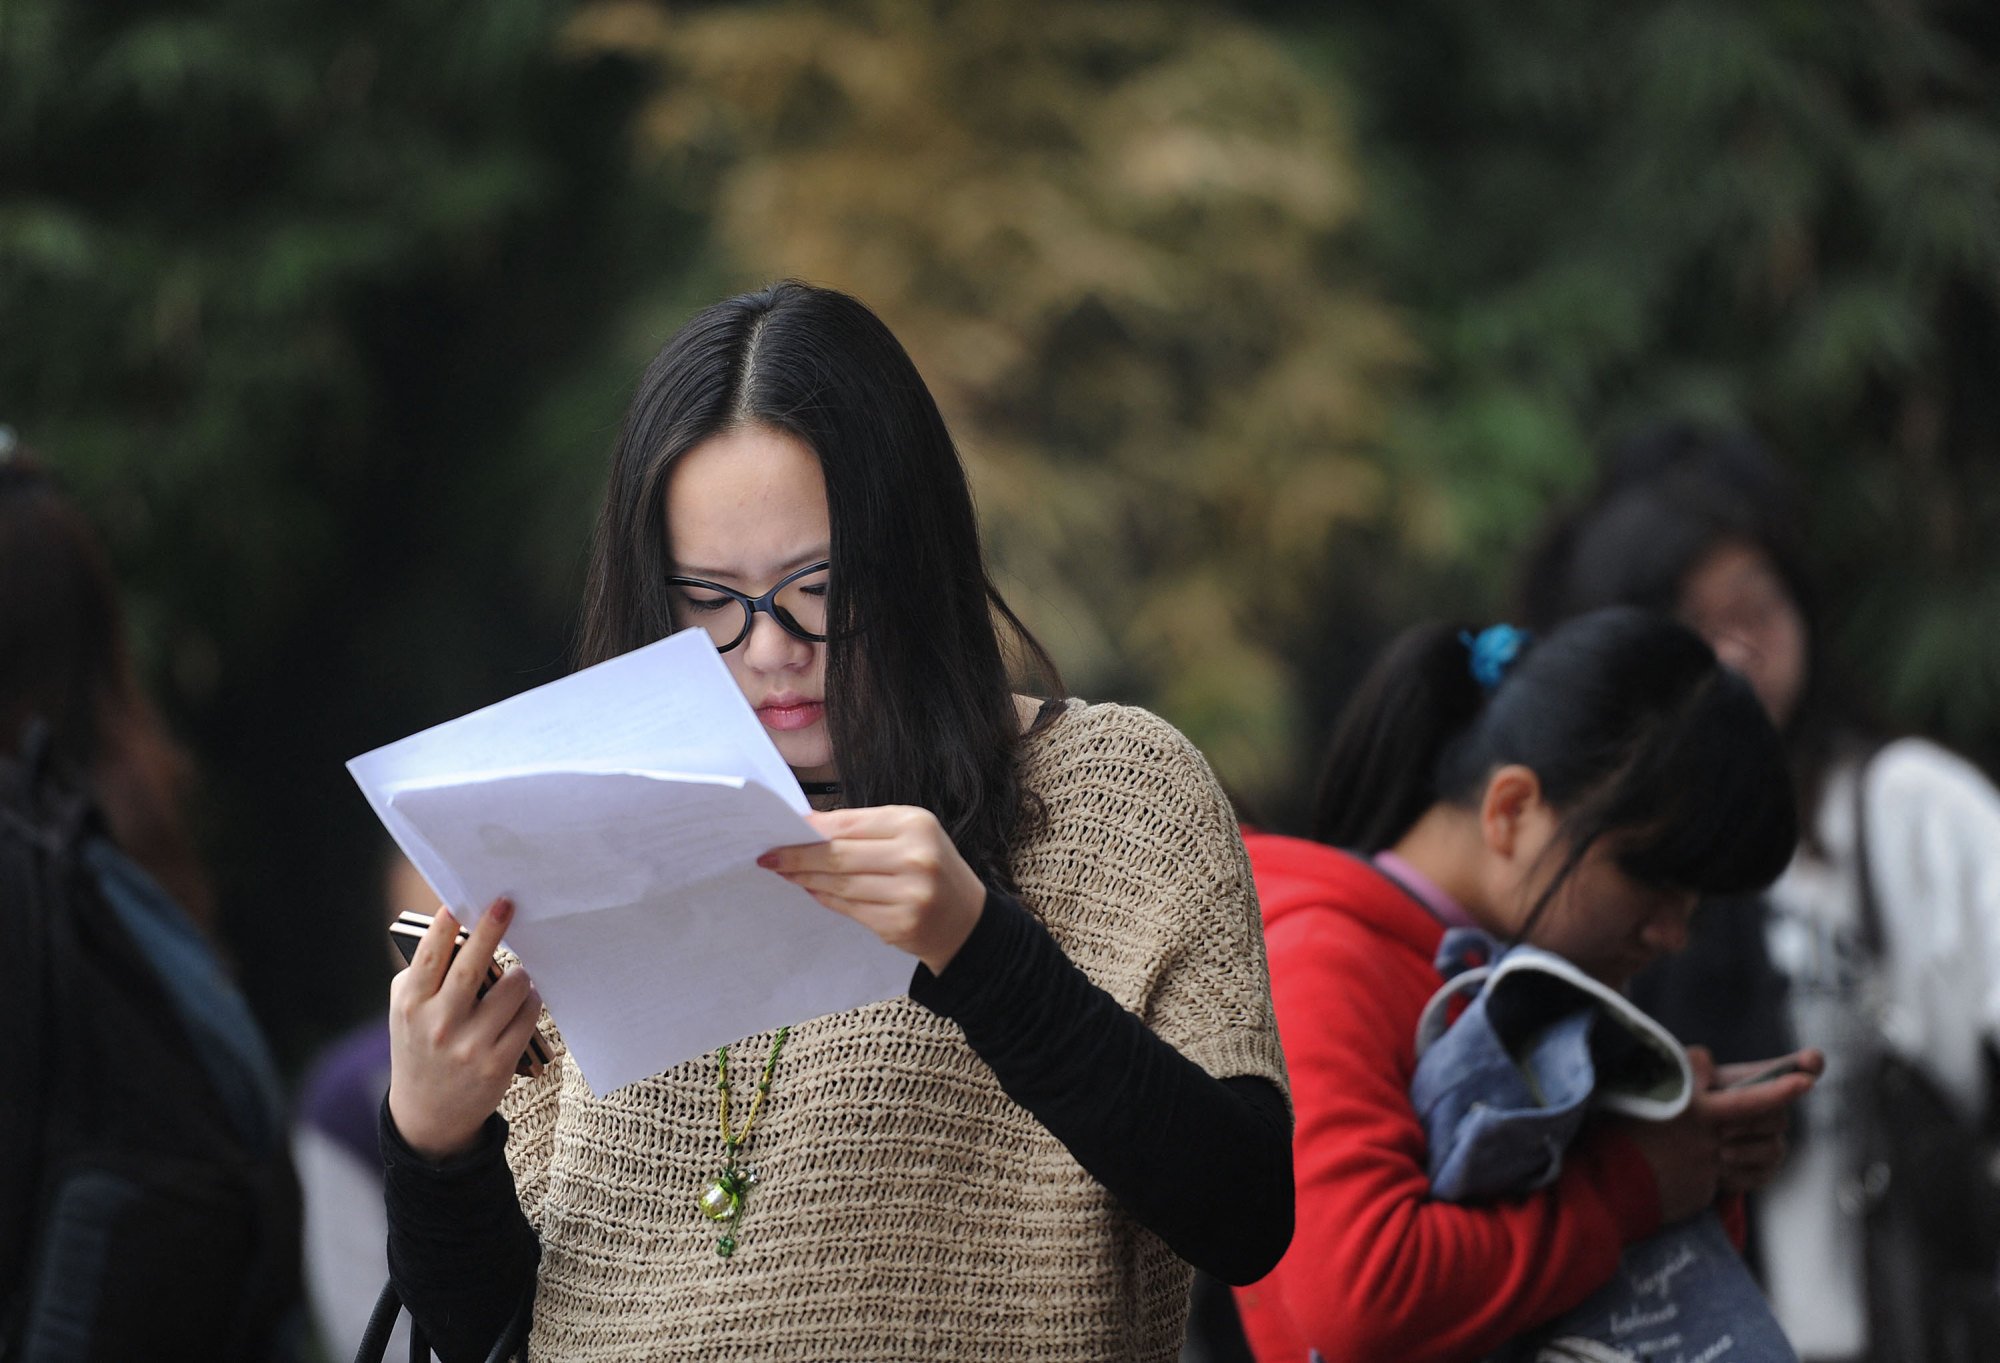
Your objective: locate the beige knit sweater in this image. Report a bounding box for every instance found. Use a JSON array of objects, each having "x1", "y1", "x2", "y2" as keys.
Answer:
[{"x1": 497, "y1": 700, "x2": 1287, "y2": 1361}]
